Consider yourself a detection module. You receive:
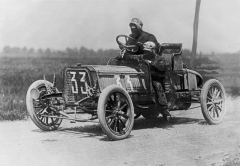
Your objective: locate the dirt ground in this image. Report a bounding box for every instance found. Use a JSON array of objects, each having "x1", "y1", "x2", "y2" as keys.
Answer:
[{"x1": 1, "y1": 97, "x2": 240, "y2": 166}]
